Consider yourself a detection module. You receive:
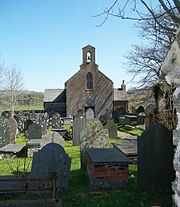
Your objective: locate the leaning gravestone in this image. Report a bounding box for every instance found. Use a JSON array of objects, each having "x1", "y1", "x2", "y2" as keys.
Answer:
[
  {"x1": 40, "y1": 132, "x2": 64, "y2": 148},
  {"x1": 138, "y1": 123, "x2": 174, "y2": 192},
  {"x1": 31, "y1": 143, "x2": 71, "y2": 192},
  {"x1": 6, "y1": 117, "x2": 17, "y2": 144}
]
